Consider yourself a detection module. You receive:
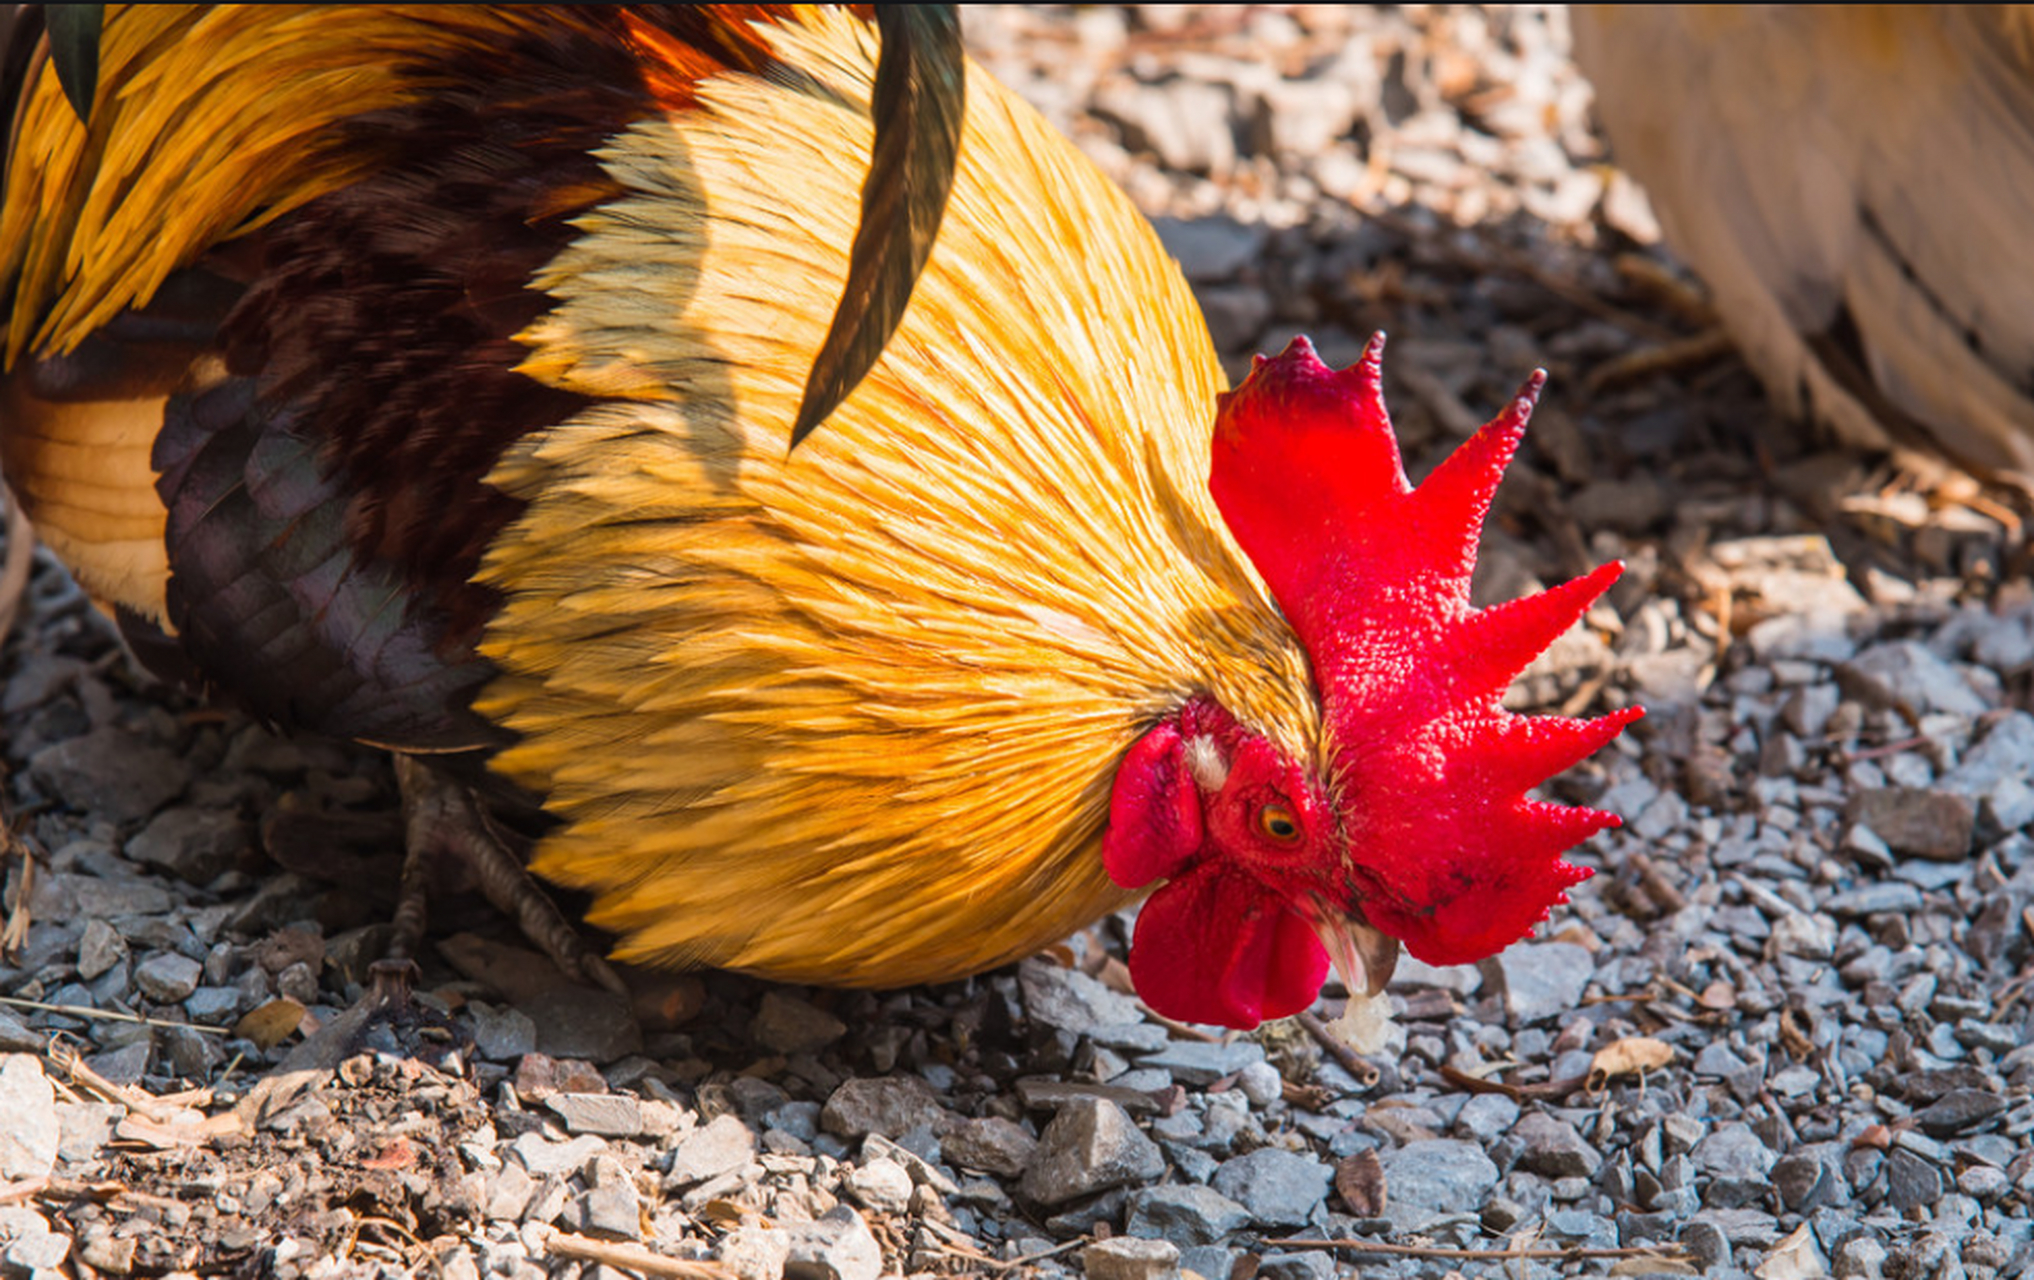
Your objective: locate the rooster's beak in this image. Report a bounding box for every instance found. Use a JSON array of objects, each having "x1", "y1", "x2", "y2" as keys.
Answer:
[{"x1": 1312, "y1": 909, "x2": 1400, "y2": 998}]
